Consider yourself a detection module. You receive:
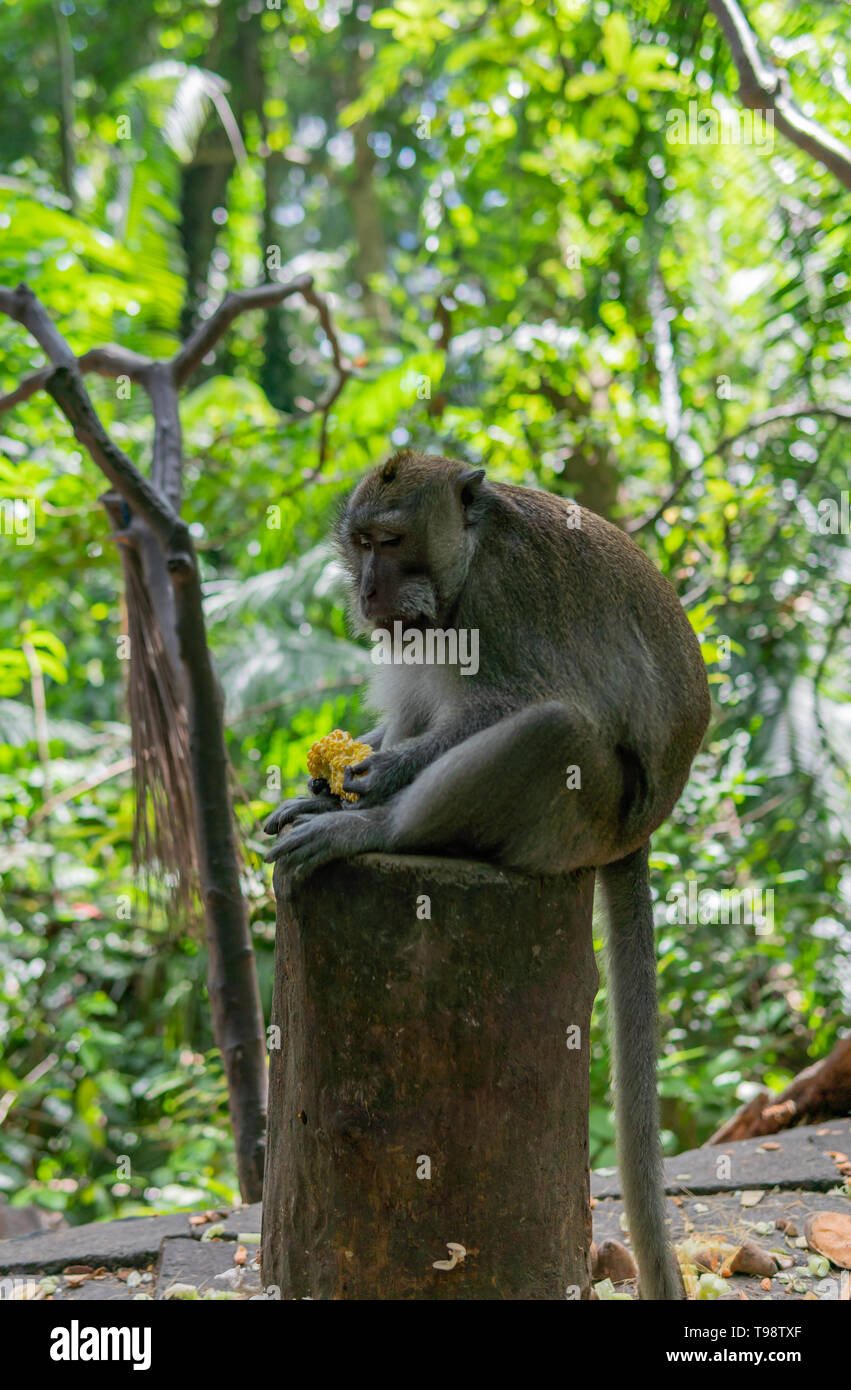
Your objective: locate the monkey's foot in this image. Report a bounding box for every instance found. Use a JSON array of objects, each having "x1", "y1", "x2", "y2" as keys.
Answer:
[{"x1": 263, "y1": 807, "x2": 383, "y2": 879}]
